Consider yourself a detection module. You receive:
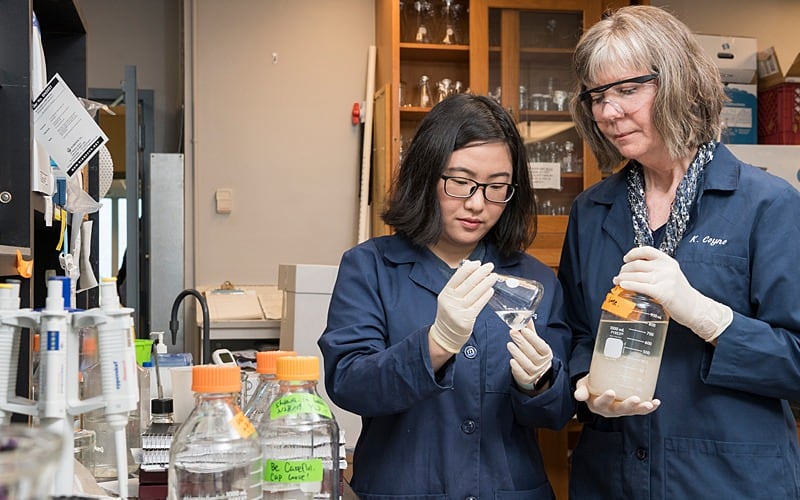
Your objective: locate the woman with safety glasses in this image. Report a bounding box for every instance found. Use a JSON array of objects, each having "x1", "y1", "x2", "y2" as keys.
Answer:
[
  {"x1": 319, "y1": 93, "x2": 574, "y2": 499},
  {"x1": 560, "y1": 5, "x2": 800, "y2": 498}
]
